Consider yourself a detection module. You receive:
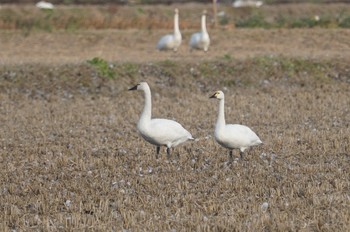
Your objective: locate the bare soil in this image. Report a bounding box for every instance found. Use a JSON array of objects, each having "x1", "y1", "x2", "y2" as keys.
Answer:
[{"x1": 1, "y1": 28, "x2": 350, "y2": 65}]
